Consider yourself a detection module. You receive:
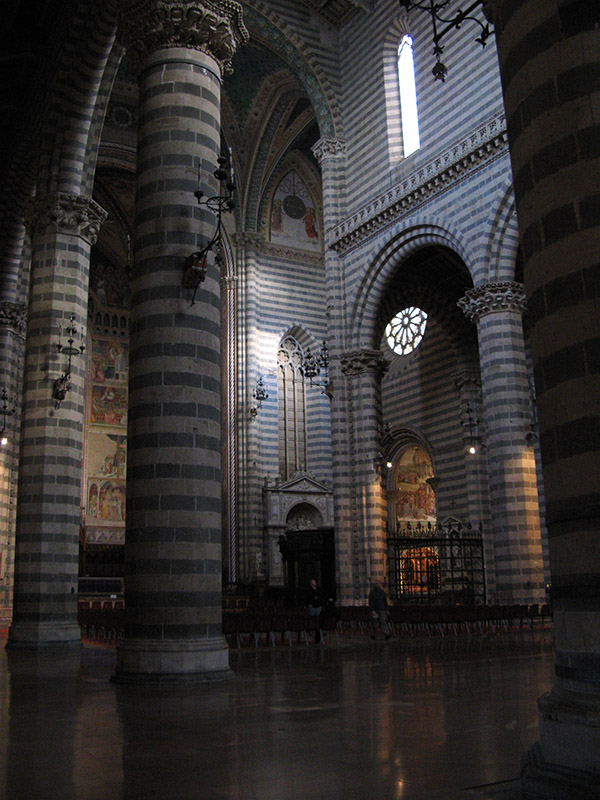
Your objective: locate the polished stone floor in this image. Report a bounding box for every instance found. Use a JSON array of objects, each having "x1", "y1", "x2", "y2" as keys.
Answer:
[{"x1": 0, "y1": 629, "x2": 554, "y2": 800}]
